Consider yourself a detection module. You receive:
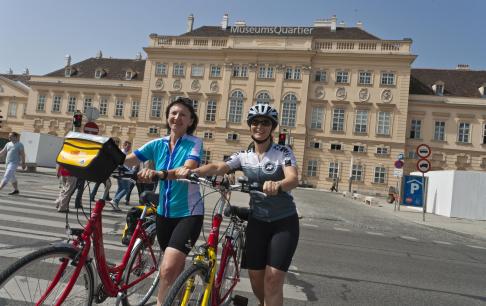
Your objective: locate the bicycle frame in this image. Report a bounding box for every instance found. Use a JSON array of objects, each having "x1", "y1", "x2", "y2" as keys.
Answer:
[{"x1": 40, "y1": 198, "x2": 158, "y2": 305}]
